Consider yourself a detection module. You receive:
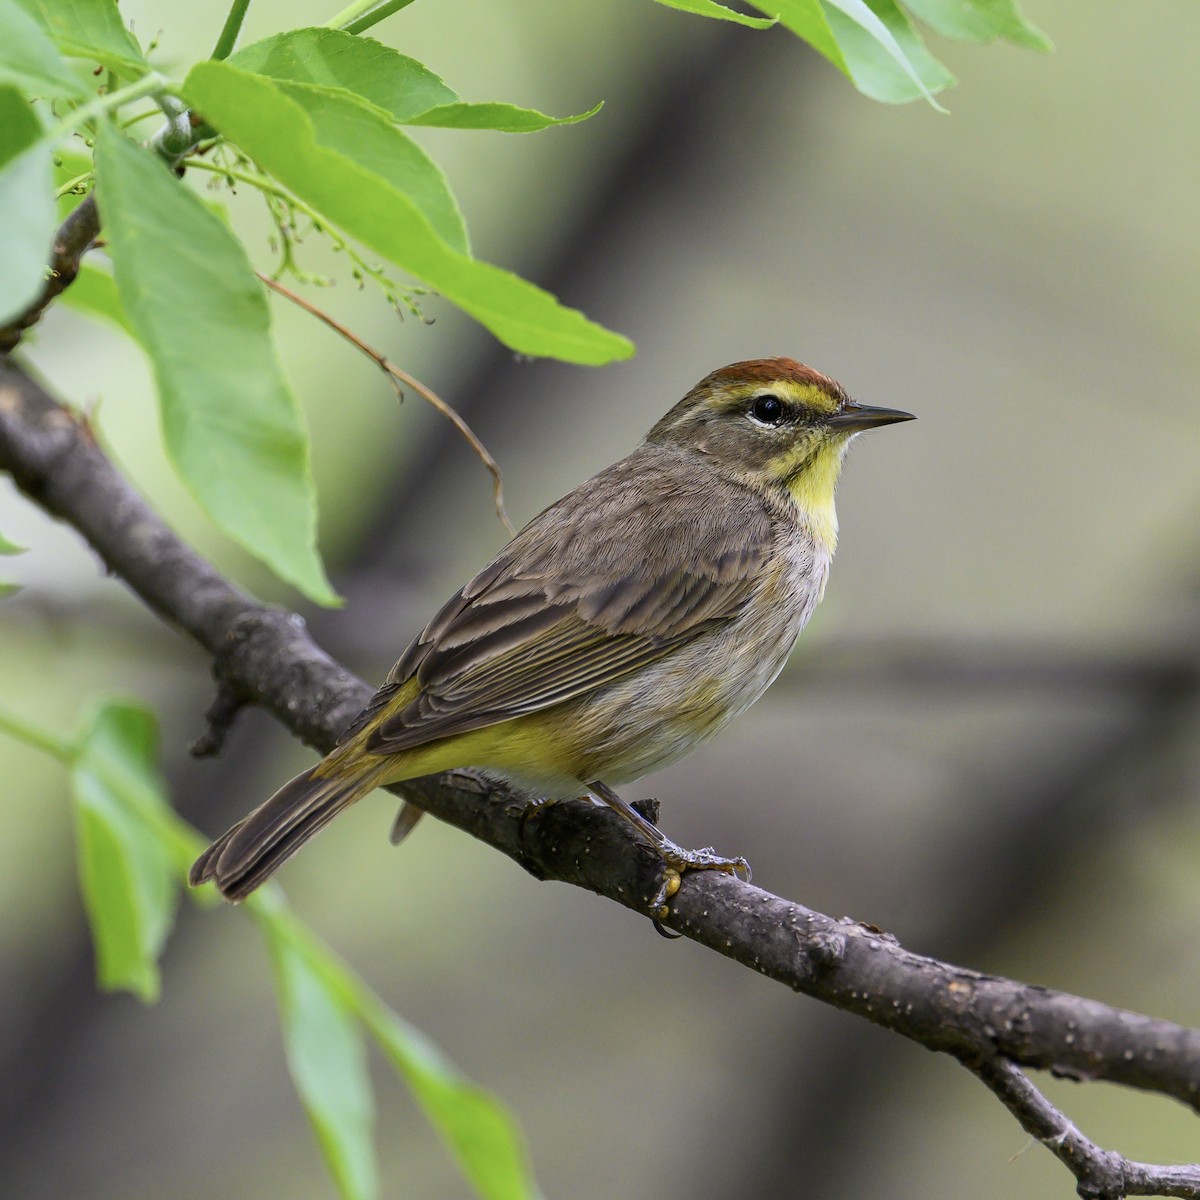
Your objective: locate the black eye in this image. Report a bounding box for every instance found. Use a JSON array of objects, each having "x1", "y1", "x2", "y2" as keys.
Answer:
[{"x1": 749, "y1": 394, "x2": 784, "y2": 426}]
